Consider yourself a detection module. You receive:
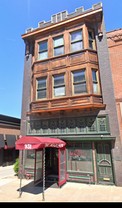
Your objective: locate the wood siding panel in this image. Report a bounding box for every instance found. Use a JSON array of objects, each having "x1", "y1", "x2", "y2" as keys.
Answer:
[
  {"x1": 69, "y1": 52, "x2": 85, "y2": 65},
  {"x1": 51, "y1": 99, "x2": 68, "y2": 107},
  {"x1": 34, "y1": 61, "x2": 49, "y2": 72},
  {"x1": 89, "y1": 52, "x2": 98, "y2": 63},
  {"x1": 71, "y1": 96, "x2": 90, "y2": 105},
  {"x1": 51, "y1": 58, "x2": 67, "y2": 69},
  {"x1": 32, "y1": 101, "x2": 48, "y2": 110},
  {"x1": 92, "y1": 96, "x2": 103, "y2": 103}
]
